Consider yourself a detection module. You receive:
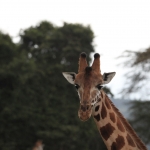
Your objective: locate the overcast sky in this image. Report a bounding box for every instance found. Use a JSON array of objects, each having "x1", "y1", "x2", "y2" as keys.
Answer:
[{"x1": 0, "y1": 0, "x2": 150, "y2": 99}]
